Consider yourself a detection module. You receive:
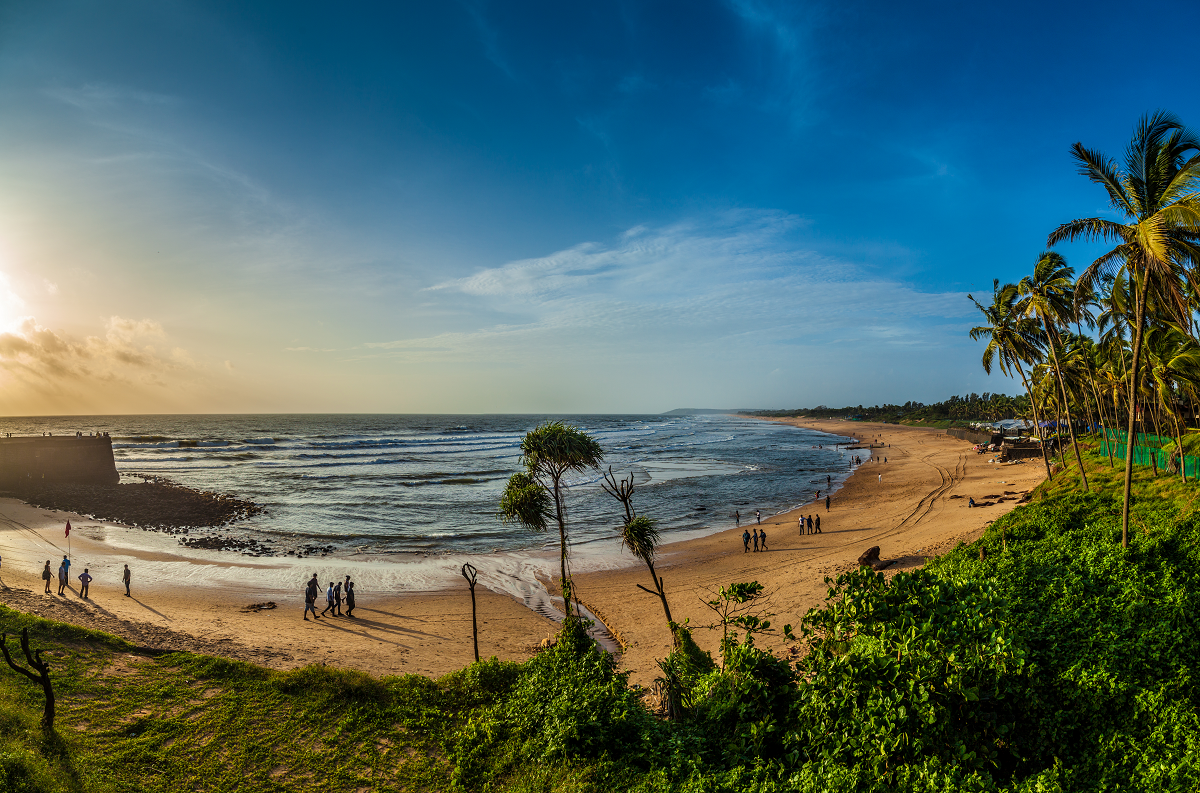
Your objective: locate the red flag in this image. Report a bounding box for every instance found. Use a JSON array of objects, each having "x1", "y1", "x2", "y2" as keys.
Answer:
[{"x1": 64, "y1": 521, "x2": 71, "y2": 538}]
